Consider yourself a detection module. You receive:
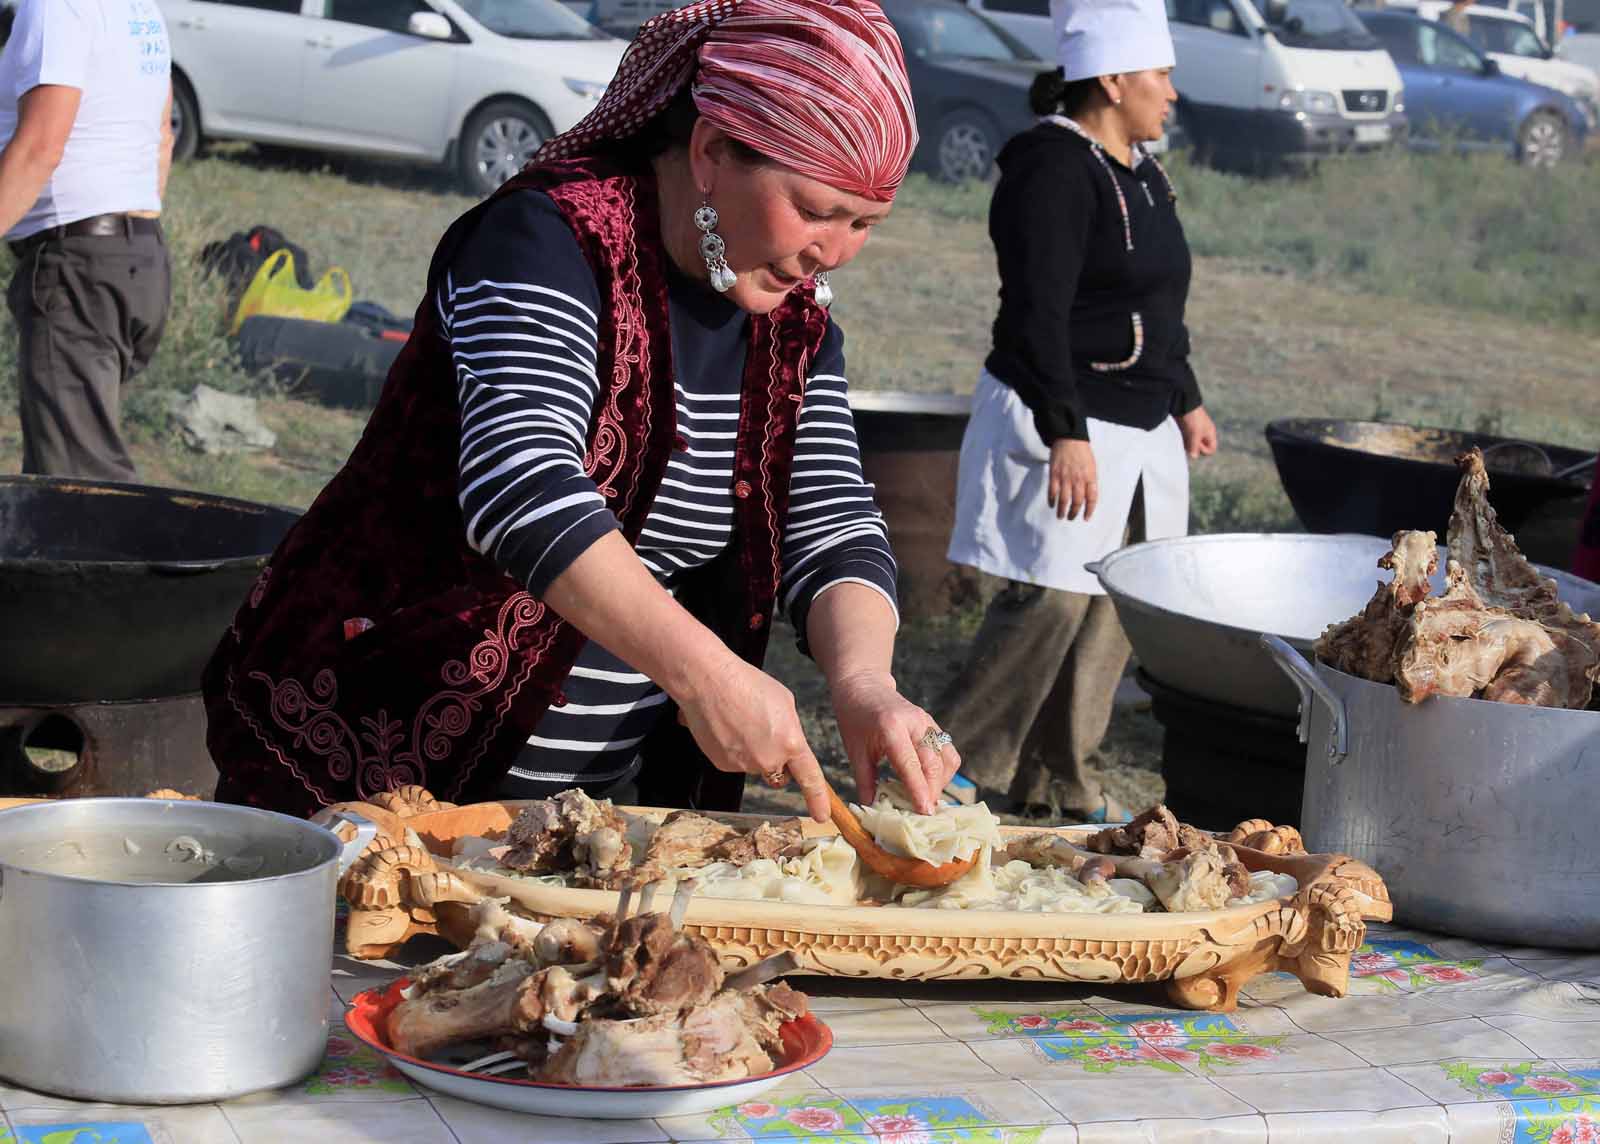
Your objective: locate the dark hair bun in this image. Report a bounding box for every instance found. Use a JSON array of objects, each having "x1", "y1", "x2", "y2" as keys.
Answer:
[{"x1": 1029, "y1": 68, "x2": 1068, "y2": 117}]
